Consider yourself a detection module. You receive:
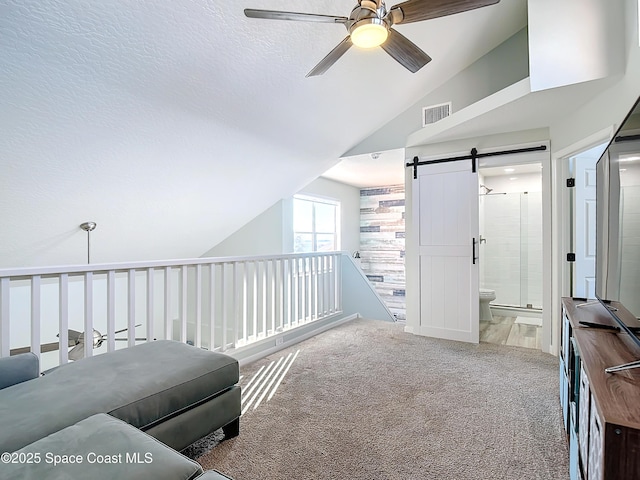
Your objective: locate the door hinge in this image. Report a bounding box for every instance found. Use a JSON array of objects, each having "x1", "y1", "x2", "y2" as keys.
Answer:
[
  {"x1": 566, "y1": 178, "x2": 576, "y2": 187},
  {"x1": 567, "y1": 253, "x2": 576, "y2": 262}
]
